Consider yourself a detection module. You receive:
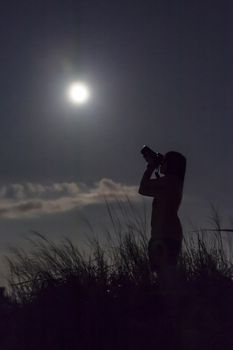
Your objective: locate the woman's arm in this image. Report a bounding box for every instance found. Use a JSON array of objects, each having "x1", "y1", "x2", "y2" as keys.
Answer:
[{"x1": 138, "y1": 164, "x2": 167, "y2": 197}]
